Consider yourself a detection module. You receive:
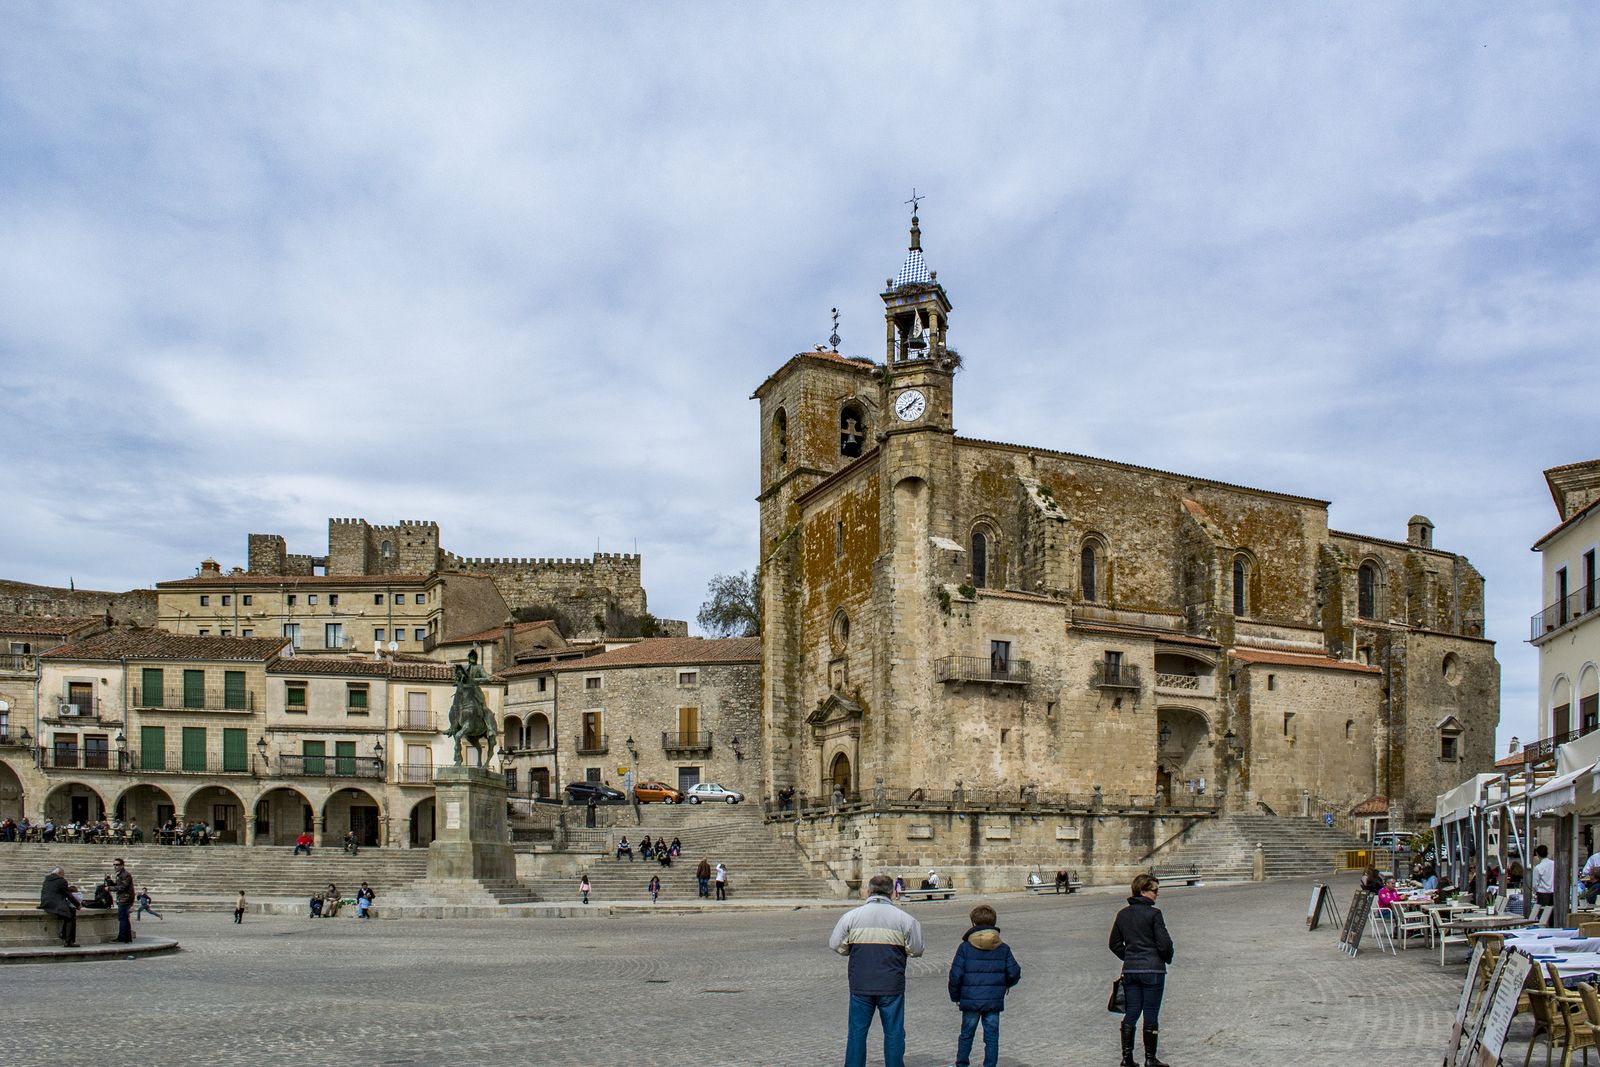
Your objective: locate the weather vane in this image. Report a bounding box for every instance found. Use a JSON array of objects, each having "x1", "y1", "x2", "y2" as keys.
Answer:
[
  {"x1": 905, "y1": 188, "x2": 925, "y2": 218},
  {"x1": 828, "y1": 307, "x2": 841, "y2": 351}
]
